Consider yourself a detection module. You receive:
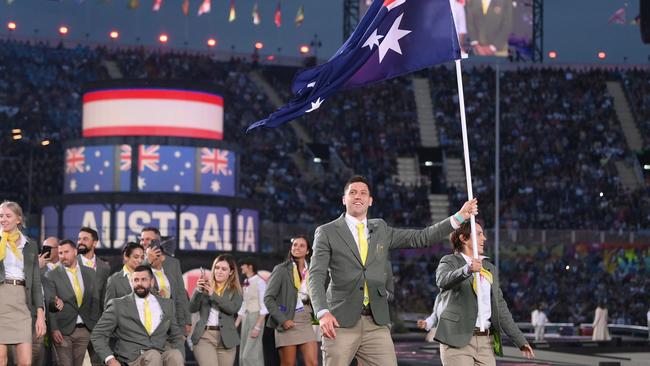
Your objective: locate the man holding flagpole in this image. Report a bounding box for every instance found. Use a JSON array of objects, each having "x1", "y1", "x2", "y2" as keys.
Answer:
[{"x1": 308, "y1": 175, "x2": 478, "y2": 366}]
